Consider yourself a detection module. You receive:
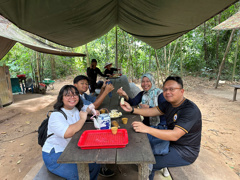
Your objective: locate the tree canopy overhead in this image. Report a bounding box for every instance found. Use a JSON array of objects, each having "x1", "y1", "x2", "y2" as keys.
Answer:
[{"x1": 0, "y1": 0, "x2": 237, "y2": 49}]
